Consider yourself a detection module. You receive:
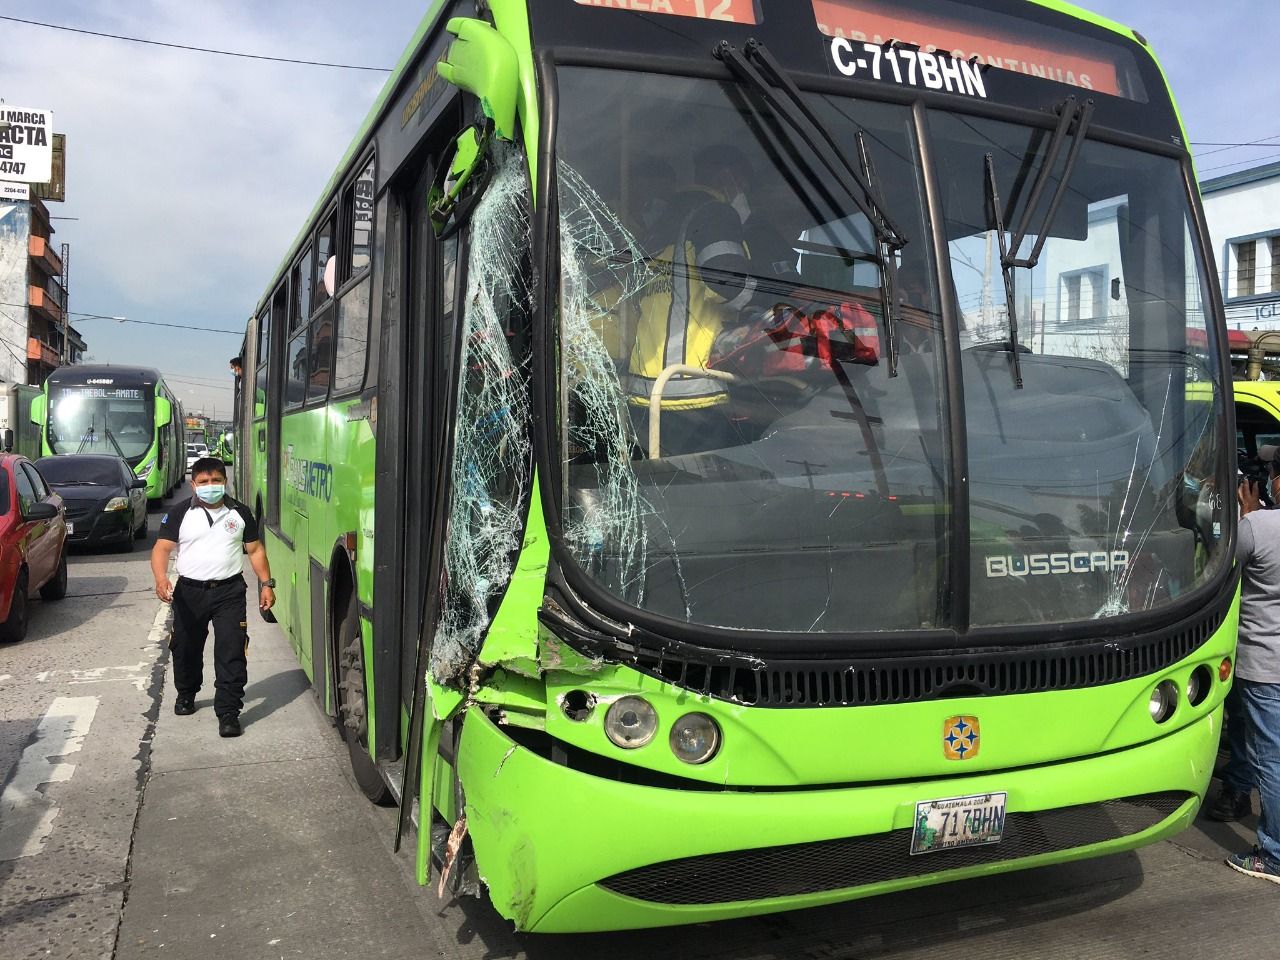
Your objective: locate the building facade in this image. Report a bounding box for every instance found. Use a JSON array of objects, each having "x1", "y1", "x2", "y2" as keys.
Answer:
[
  {"x1": 1200, "y1": 160, "x2": 1280, "y2": 339},
  {"x1": 0, "y1": 188, "x2": 83, "y2": 389}
]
